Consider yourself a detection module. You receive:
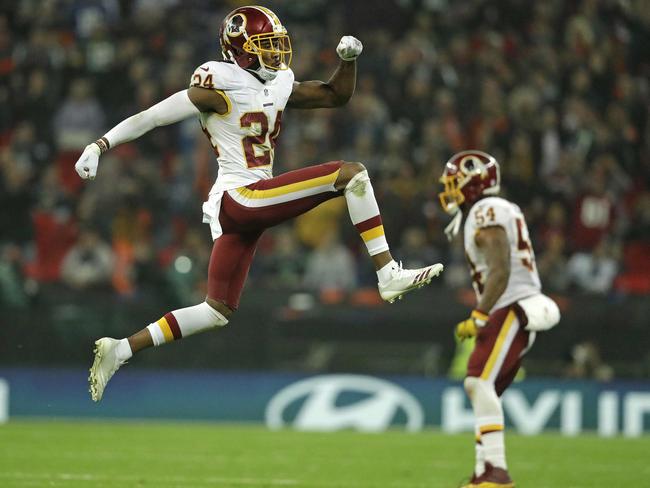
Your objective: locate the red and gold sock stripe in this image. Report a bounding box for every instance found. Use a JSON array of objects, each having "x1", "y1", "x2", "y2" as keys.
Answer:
[
  {"x1": 355, "y1": 215, "x2": 385, "y2": 243},
  {"x1": 156, "y1": 313, "x2": 182, "y2": 343},
  {"x1": 479, "y1": 424, "x2": 504, "y2": 436}
]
